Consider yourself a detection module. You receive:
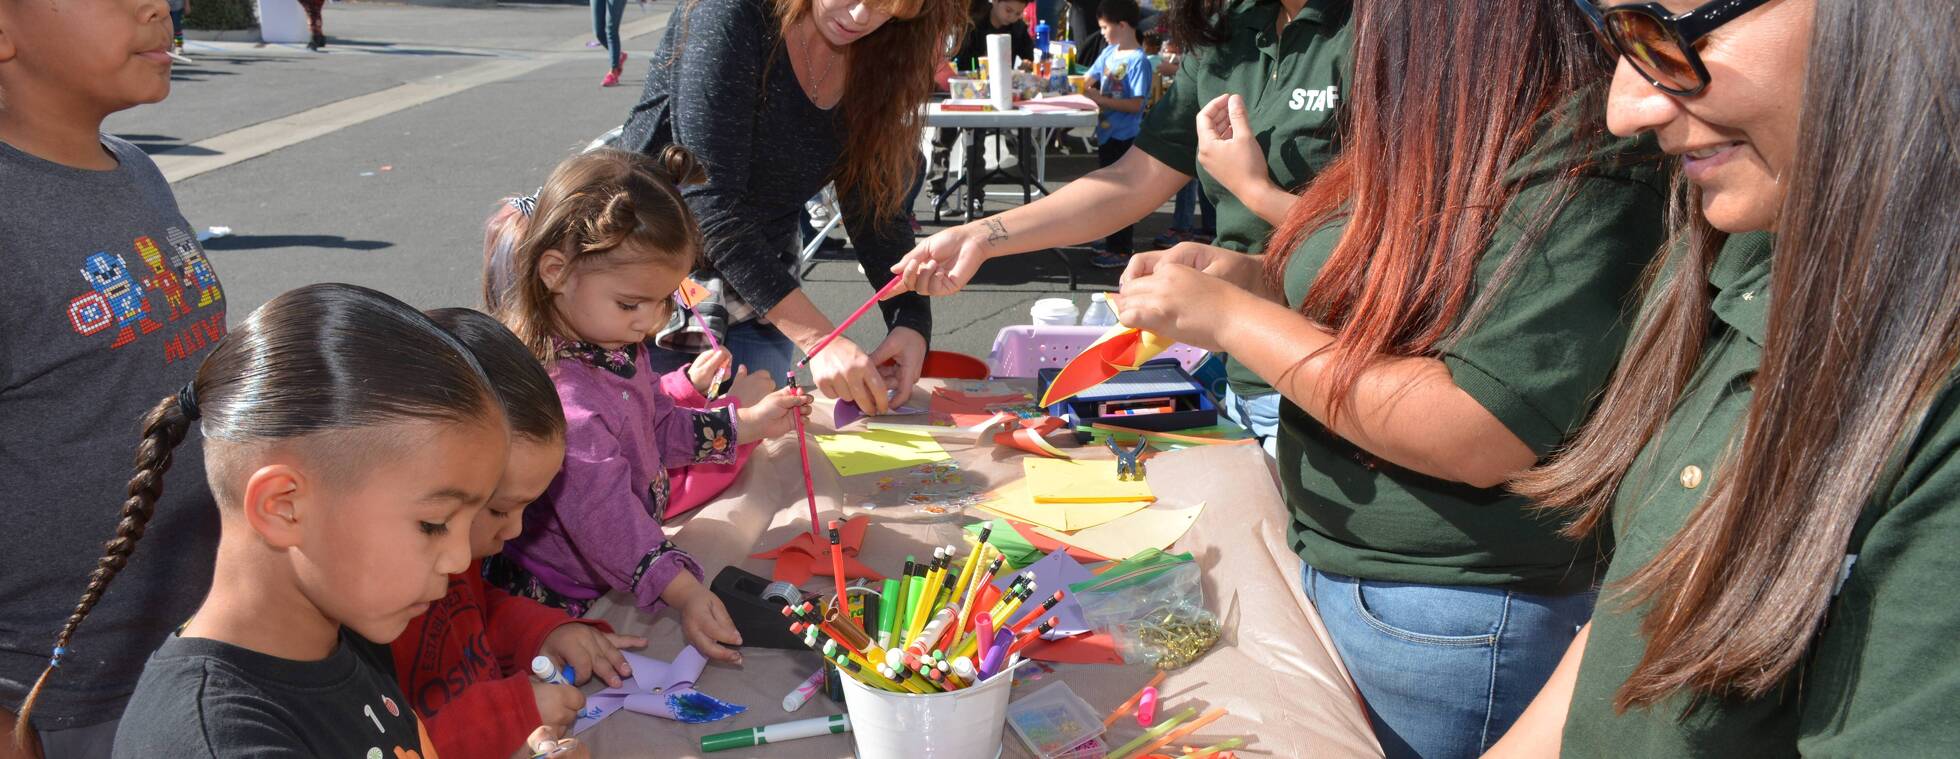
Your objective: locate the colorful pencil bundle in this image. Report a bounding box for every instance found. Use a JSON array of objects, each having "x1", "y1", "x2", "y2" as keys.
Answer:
[{"x1": 785, "y1": 526, "x2": 1073, "y2": 695}]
